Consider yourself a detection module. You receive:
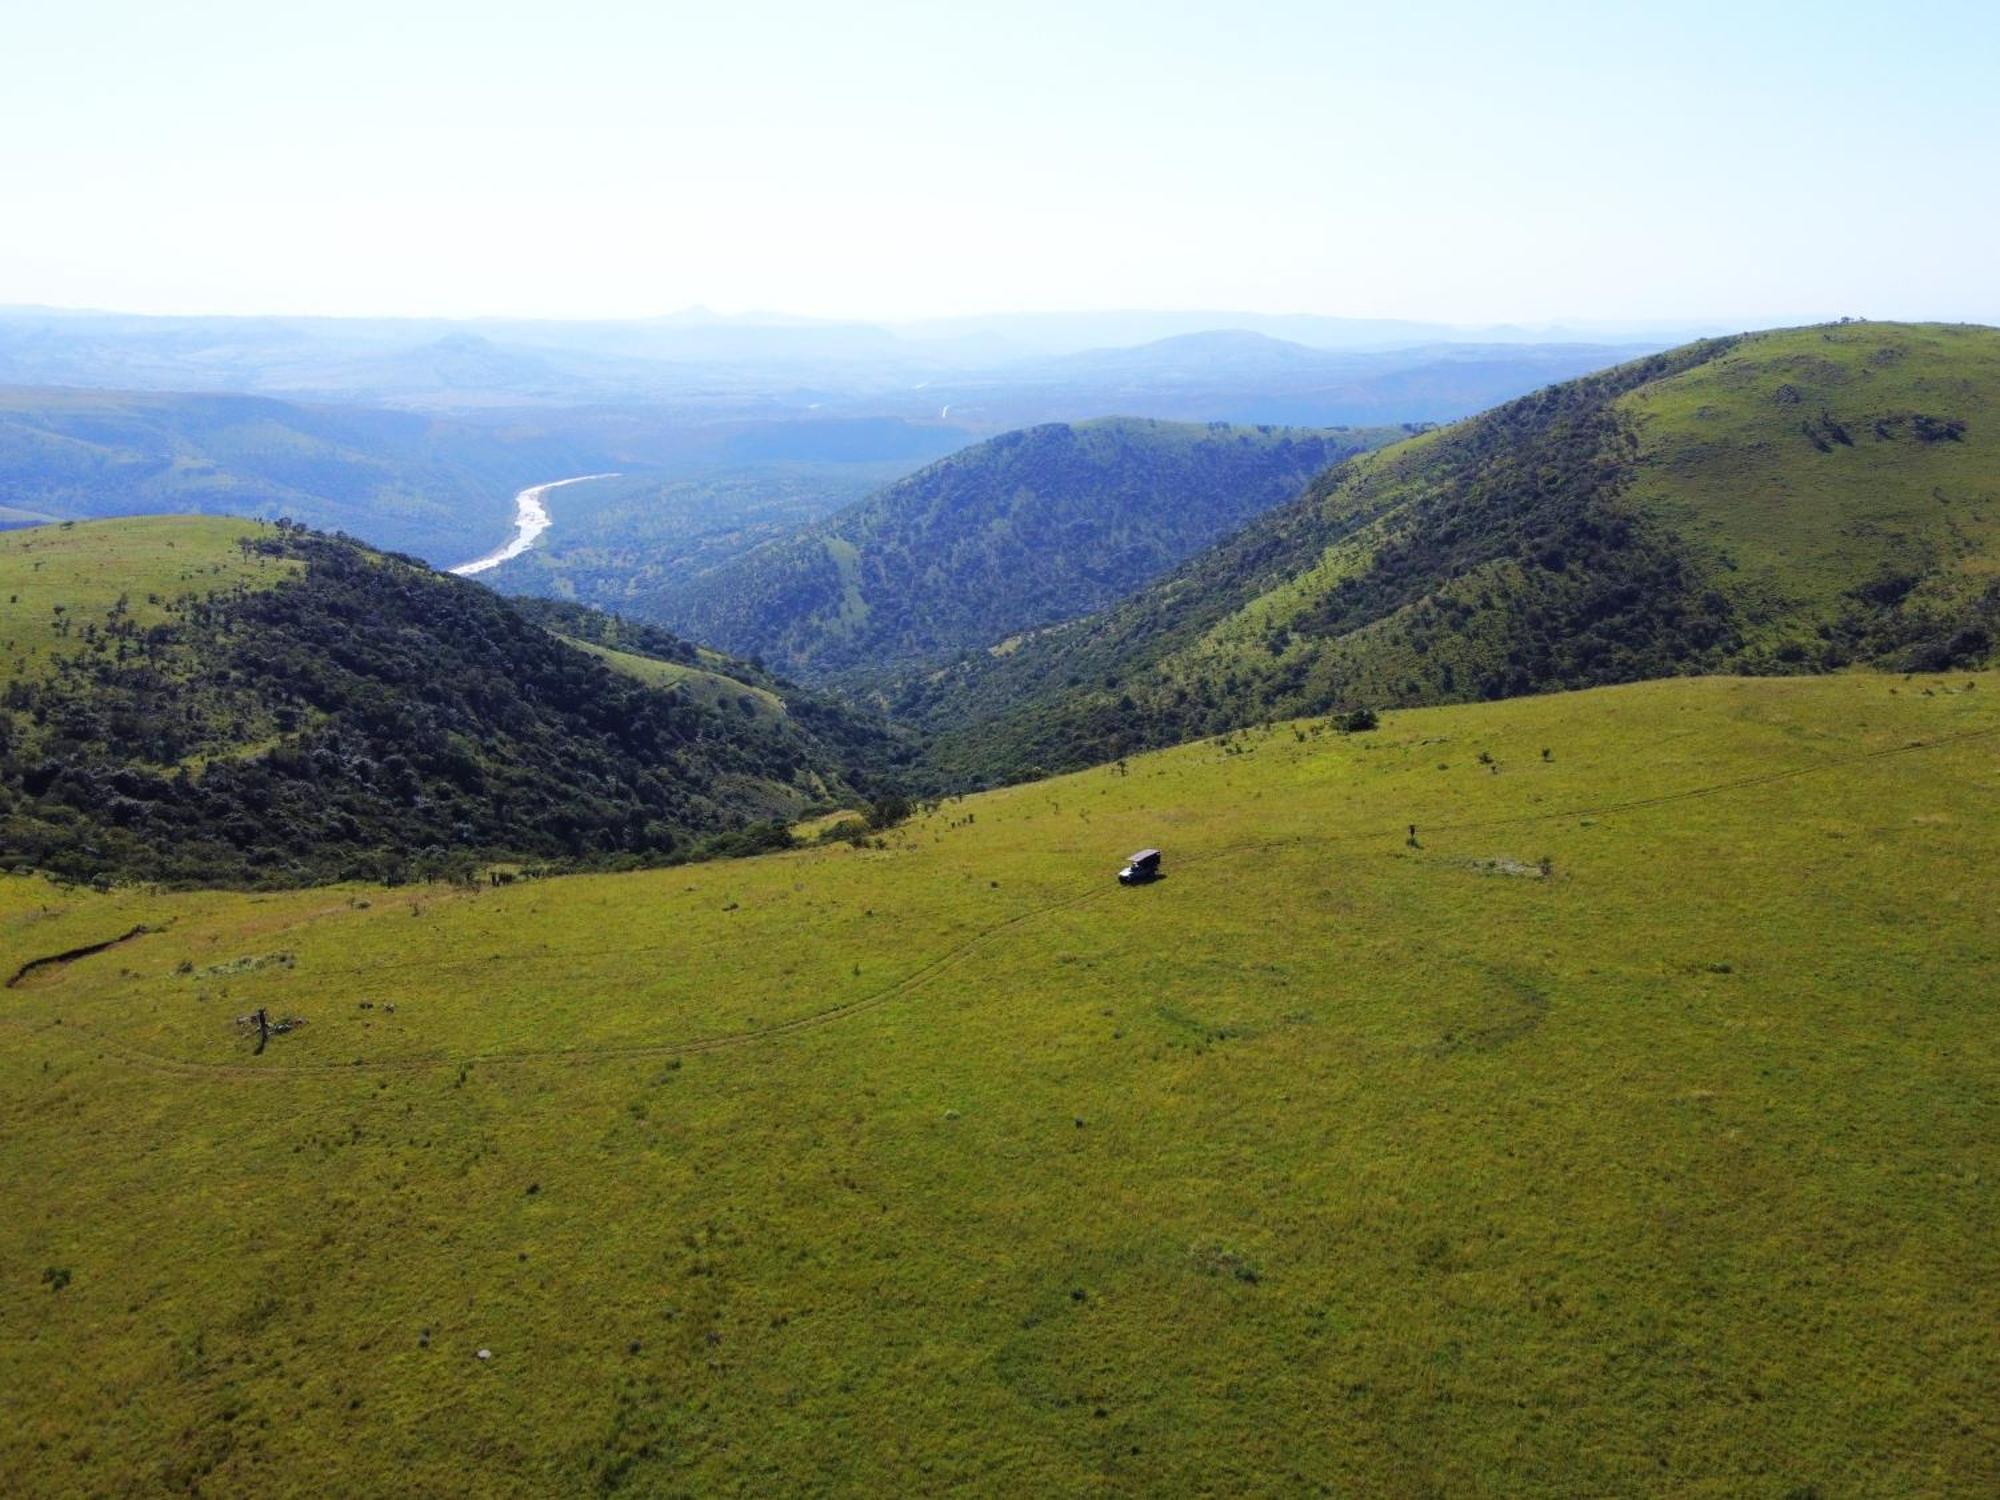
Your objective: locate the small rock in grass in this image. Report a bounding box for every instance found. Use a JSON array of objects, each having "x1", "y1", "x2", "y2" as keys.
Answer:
[{"x1": 476, "y1": 1348, "x2": 491, "y2": 1361}]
